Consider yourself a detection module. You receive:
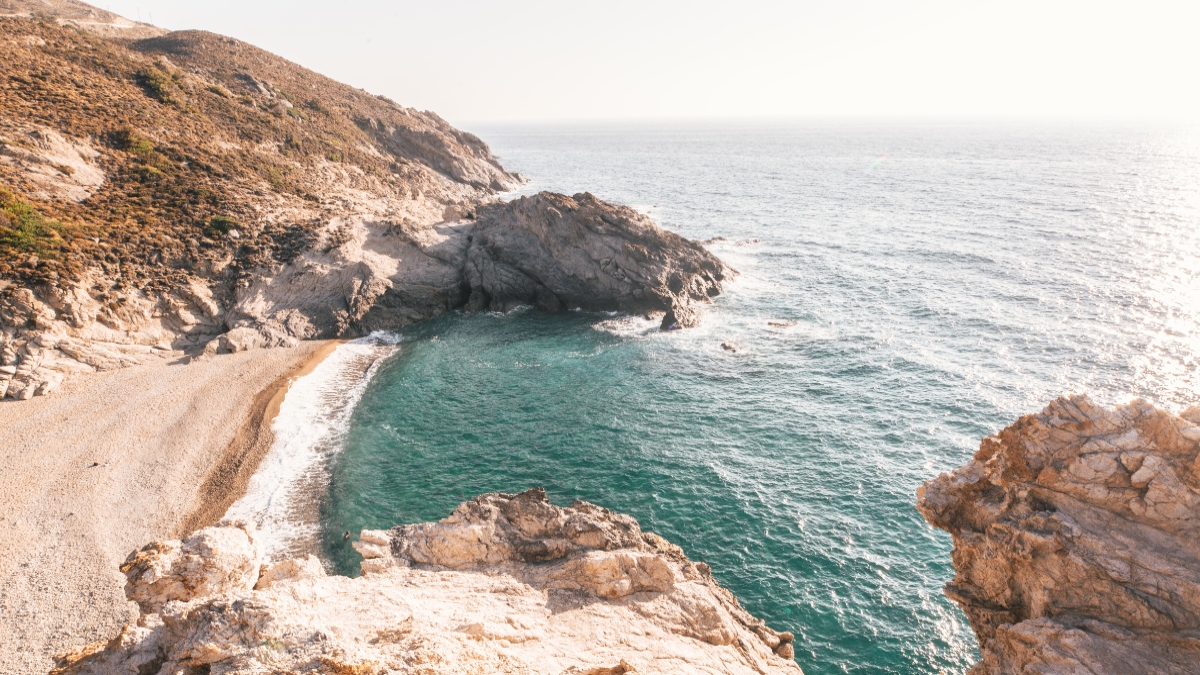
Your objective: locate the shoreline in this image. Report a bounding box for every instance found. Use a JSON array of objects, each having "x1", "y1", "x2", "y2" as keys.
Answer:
[
  {"x1": 178, "y1": 340, "x2": 344, "y2": 536},
  {"x1": 0, "y1": 341, "x2": 341, "y2": 674}
]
